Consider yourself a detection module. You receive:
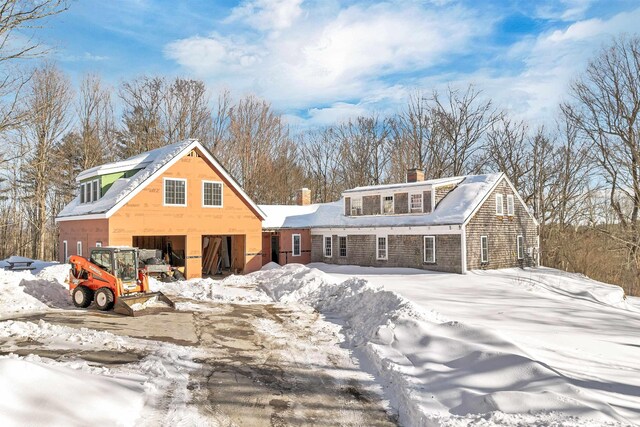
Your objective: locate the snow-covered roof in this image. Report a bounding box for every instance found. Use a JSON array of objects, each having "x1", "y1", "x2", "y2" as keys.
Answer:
[
  {"x1": 343, "y1": 176, "x2": 465, "y2": 194},
  {"x1": 56, "y1": 139, "x2": 265, "y2": 220},
  {"x1": 261, "y1": 173, "x2": 504, "y2": 229}
]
